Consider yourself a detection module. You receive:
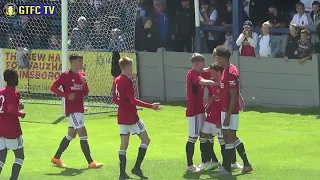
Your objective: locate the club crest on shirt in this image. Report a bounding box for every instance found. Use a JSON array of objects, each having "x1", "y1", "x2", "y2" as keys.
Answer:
[{"x1": 70, "y1": 84, "x2": 83, "y2": 90}]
